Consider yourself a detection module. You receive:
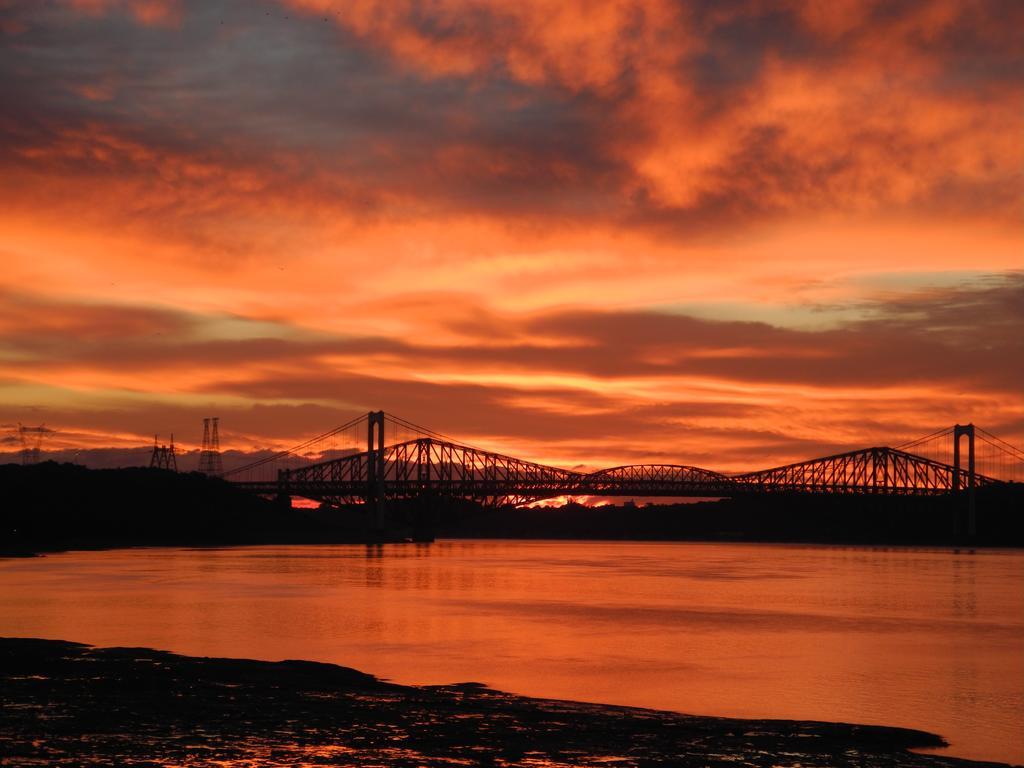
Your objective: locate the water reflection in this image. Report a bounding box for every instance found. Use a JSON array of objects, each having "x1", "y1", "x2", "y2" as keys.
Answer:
[{"x1": 0, "y1": 541, "x2": 1021, "y2": 764}]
